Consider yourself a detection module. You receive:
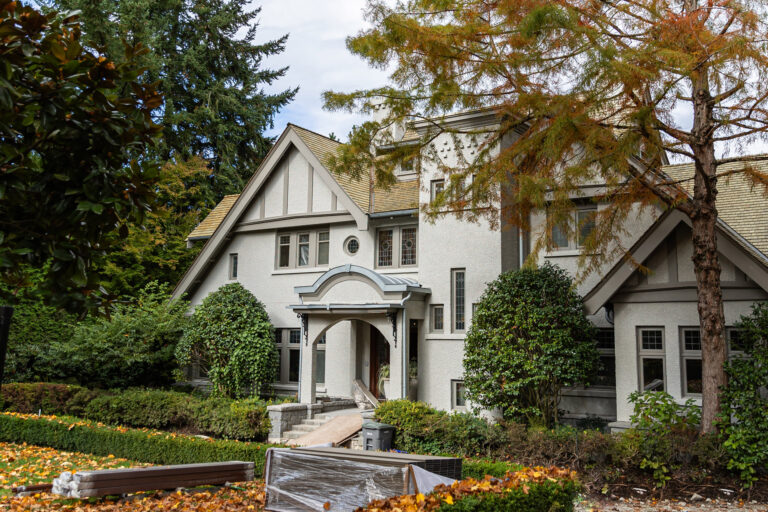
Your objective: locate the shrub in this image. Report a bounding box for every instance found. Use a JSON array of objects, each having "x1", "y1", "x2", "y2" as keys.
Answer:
[
  {"x1": 1, "y1": 298, "x2": 76, "y2": 384},
  {"x1": 628, "y1": 391, "x2": 701, "y2": 487},
  {"x1": 177, "y1": 283, "x2": 278, "y2": 398},
  {"x1": 54, "y1": 282, "x2": 188, "y2": 389},
  {"x1": 0, "y1": 384, "x2": 271, "y2": 441},
  {"x1": 720, "y1": 302, "x2": 768, "y2": 487},
  {"x1": 0, "y1": 412, "x2": 276, "y2": 474},
  {"x1": 463, "y1": 263, "x2": 599, "y2": 427},
  {"x1": 462, "y1": 460, "x2": 521, "y2": 480},
  {"x1": 439, "y1": 482, "x2": 578, "y2": 512}
]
